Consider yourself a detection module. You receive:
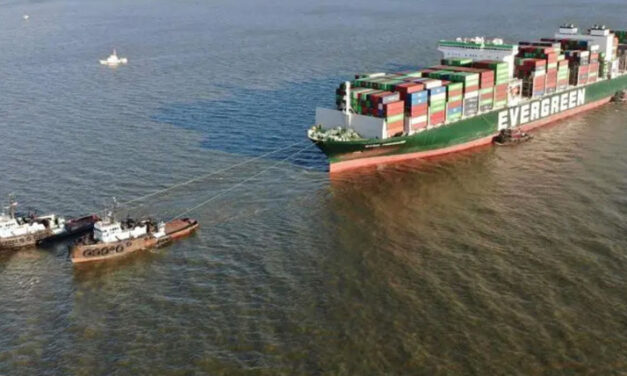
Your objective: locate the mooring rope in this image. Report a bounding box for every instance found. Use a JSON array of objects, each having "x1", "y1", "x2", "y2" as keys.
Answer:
[
  {"x1": 169, "y1": 142, "x2": 315, "y2": 220},
  {"x1": 121, "y1": 140, "x2": 309, "y2": 209}
]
